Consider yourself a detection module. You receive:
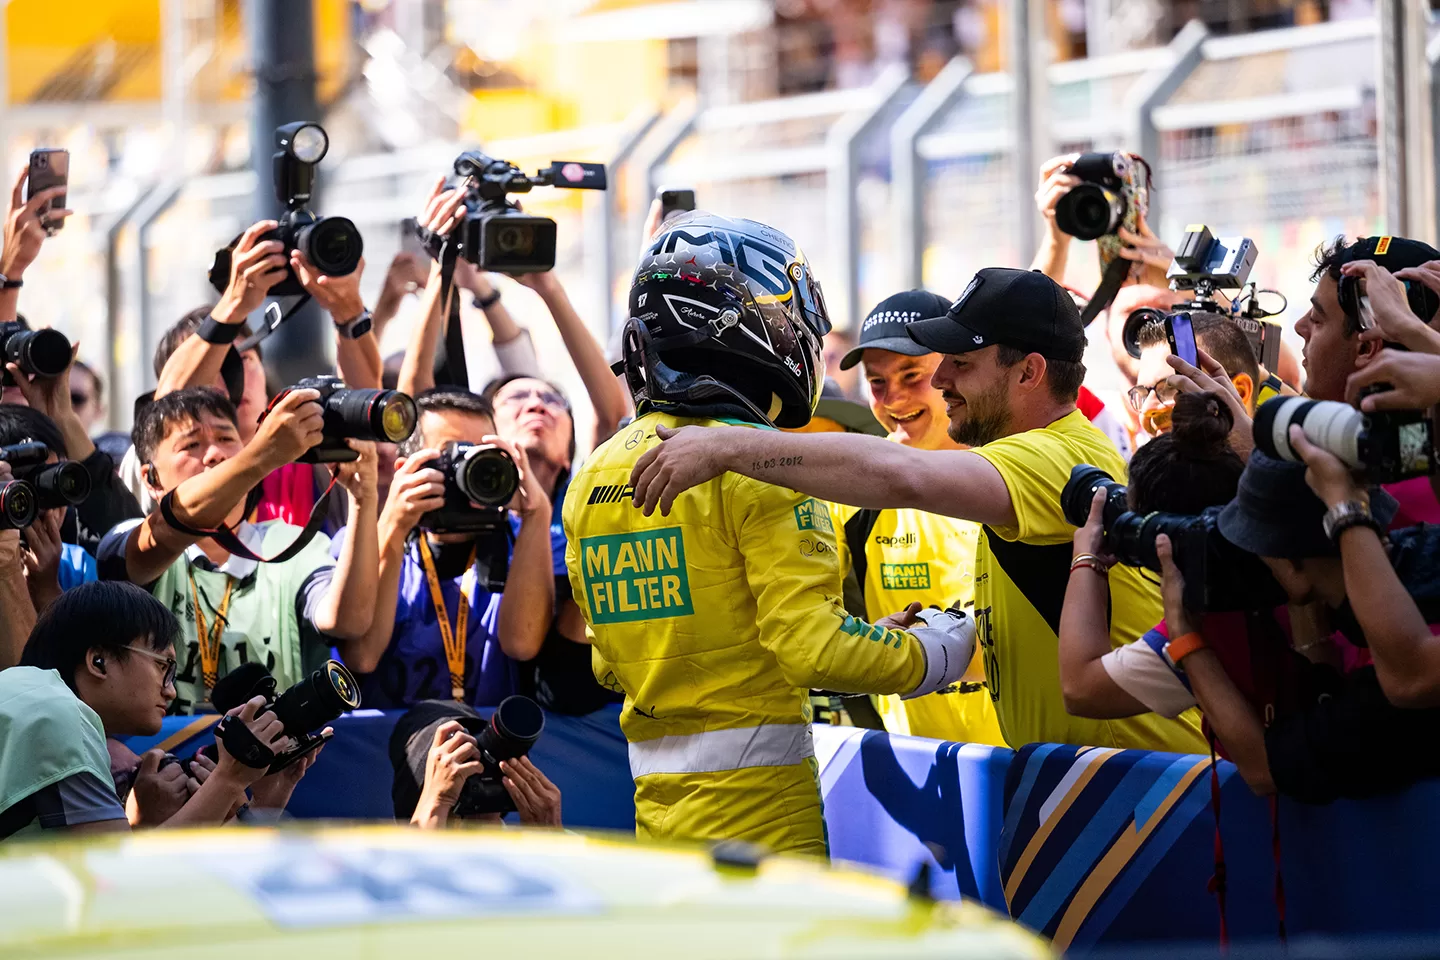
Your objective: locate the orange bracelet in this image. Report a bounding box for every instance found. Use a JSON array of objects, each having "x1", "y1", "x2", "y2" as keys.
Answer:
[{"x1": 1164, "y1": 631, "x2": 1207, "y2": 665}]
